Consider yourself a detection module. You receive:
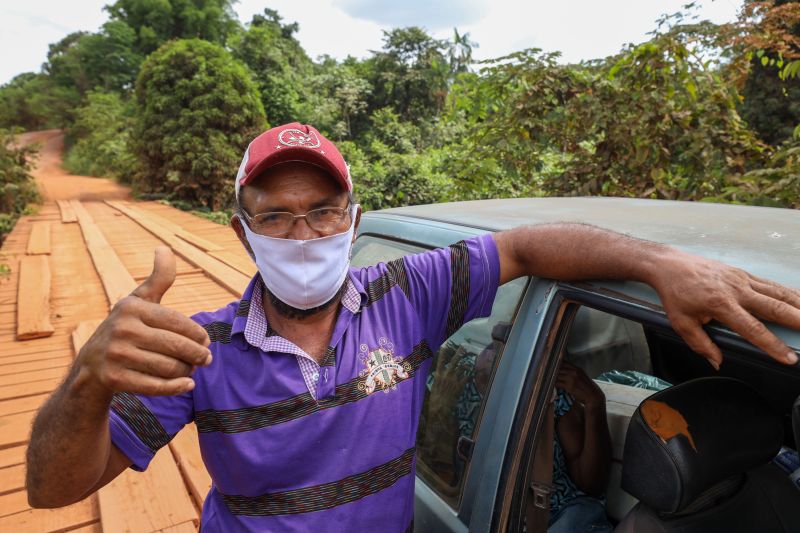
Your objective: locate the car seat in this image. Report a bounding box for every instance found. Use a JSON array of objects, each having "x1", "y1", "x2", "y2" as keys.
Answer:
[{"x1": 614, "y1": 377, "x2": 800, "y2": 533}]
